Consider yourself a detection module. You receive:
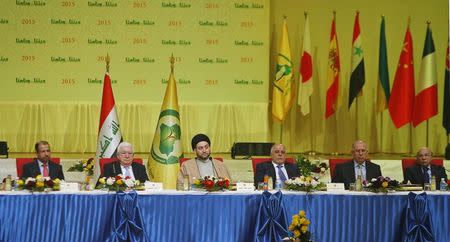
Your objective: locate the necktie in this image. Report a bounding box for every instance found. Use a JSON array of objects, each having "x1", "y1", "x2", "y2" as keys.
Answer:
[
  {"x1": 42, "y1": 162, "x2": 49, "y2": 177},
  {"x1": 423, "y1": 167, "x2": 430, "y2": 183},
  {"x1": 124, "y1": 166, "x2": 131, "y2": 177},
  {"x1": 277, "y1": 165, "x2": 287, "y2": 181},
  {"x1": 357, "y1": 164, "x2": 363, "y2": 180}
]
